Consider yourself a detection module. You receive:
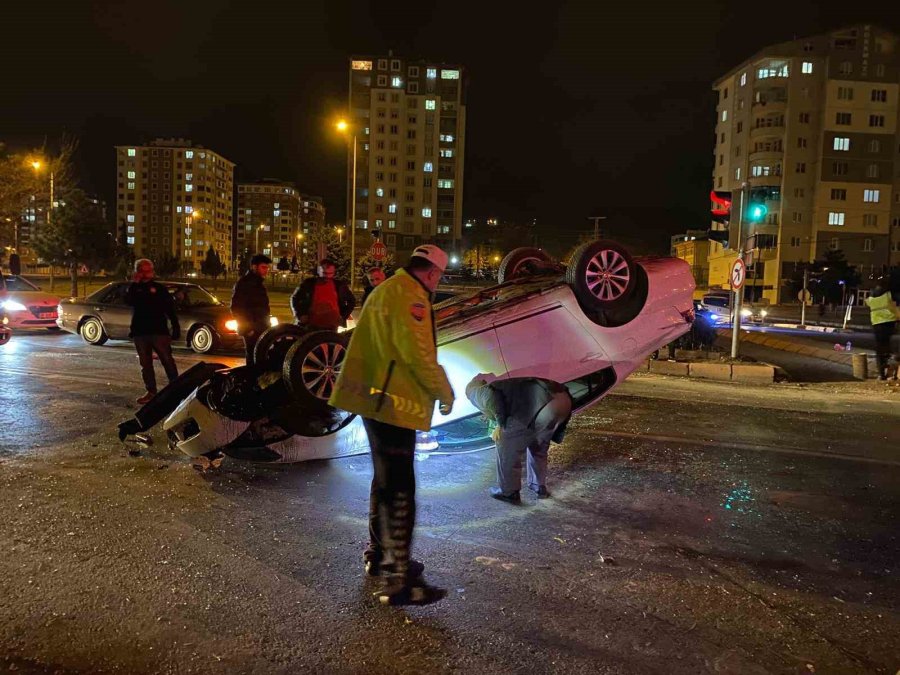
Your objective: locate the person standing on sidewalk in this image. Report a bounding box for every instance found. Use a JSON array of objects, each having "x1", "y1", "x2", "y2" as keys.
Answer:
[
  {"x1": 329, "y1": 245, "x2": 454, "y2": 607},
  {"x1": 465, "y1": 374, "x2": 573, "y2": 503},
  {"x1": 361, "y1": 266, "x2": 386, "y2": 308},
  {"x1": 290, "y1": 258, "x2": 356, "y2": 332},
  {"x1": 230, "y1": 254, "x2": 272, "y2": 364},
  {"x1": 864, "y1": 281, "x2": 900, "y2": 380},
  {"x1": 126, "y1": 259, "x2": 180, "y2": 405}
]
